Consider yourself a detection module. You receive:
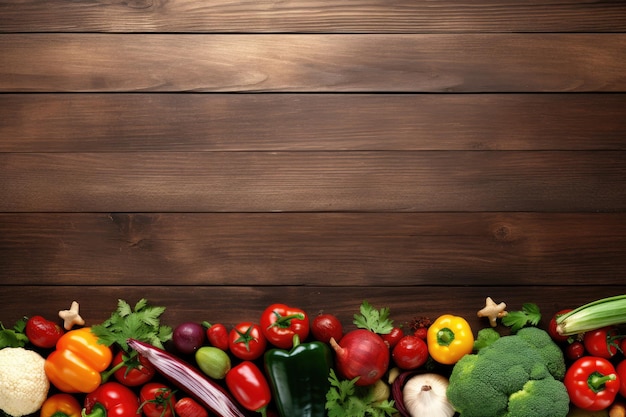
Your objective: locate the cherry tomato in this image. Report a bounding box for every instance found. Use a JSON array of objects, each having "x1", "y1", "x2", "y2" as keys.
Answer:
[
  {"x1": 25, "y1": 315, "x2": 64, "y2": 349},
  {"x1": 229, "y1": 322, "x2": 267, "y2": 361},
  {"x1": 382, "y1": 327, "x2": 404, "y2": 349},
  {"x1": 139, "y1": 382, "x2": 177, "y2": 417},
  {"x1": 413, "y1": 327, "x2": 428, "y2": 340},
  {"x1": 548, "y1": 309, "x2": 572, "y2": 343},
  {"x1": 391, "y1": 335, "x2": 429, "y2": 370},
  {"x1": 583, "y1": 326, "x2": 621, "y2": 359},
  {"x1": 311, "y1": 313, "x2": 343, "y2": 344},
  {"x1": 112, "y1": 350, "x2": 156, "y2": 386},
  {"x1": 565, "y1": 341, "x2": 585, "y2": 361}
]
